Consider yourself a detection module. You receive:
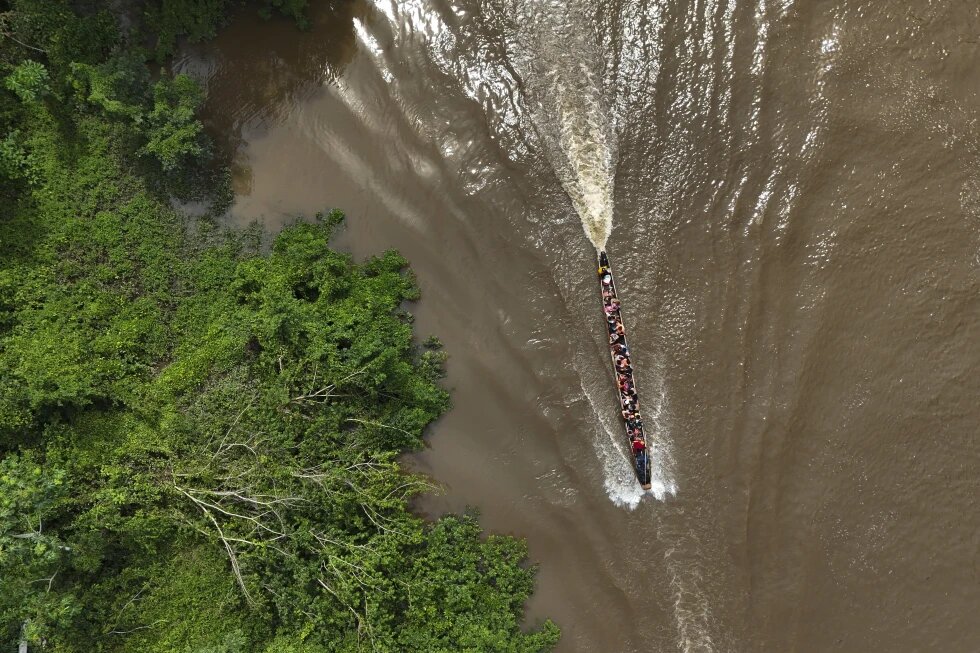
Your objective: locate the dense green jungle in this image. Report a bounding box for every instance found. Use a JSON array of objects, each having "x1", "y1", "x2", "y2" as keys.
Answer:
[{"x1": 0, "y1": 1, "x2": 559, "y2": 650}]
